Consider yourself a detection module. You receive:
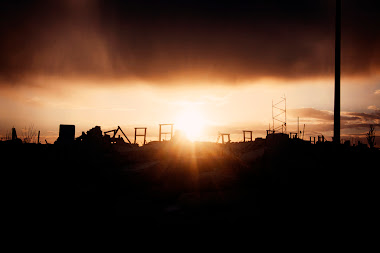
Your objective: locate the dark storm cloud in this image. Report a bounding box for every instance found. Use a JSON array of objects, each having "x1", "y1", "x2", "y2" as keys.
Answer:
[{"x1": 0, "y1": 0, "x2": 379, "y2": 85}]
